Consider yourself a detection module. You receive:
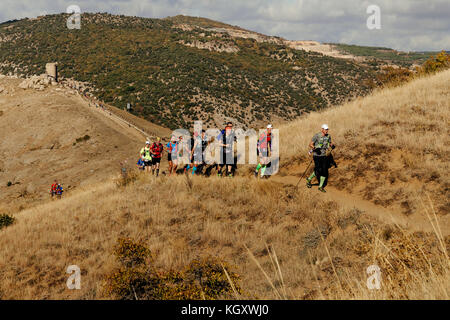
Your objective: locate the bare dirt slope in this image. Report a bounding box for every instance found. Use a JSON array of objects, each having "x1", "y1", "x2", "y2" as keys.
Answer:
[{"x1": 0, "y1": 77, "x2": 168, "y2": 213}]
